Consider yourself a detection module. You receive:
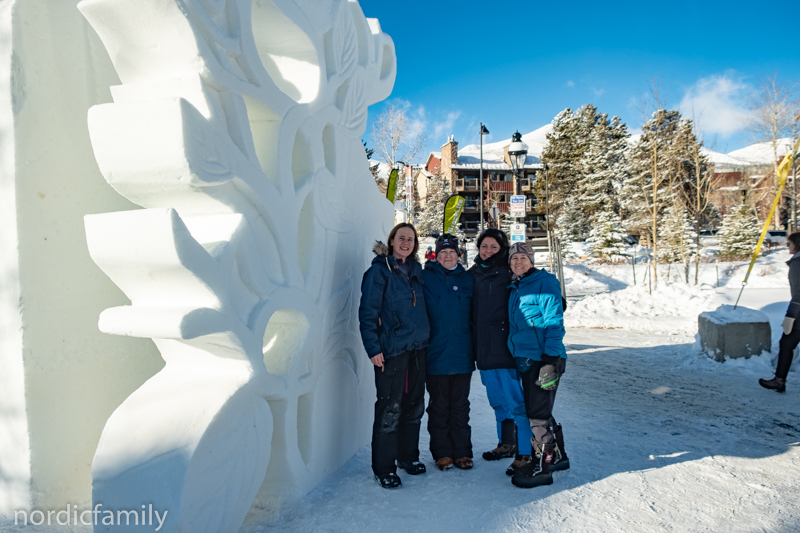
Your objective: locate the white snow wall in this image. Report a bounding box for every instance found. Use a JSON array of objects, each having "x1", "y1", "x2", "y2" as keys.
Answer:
[
  {"x1": 76, "y1": 1, "x2": 396, "y2": 532},
  {"x1": 0, "y1": 0, "x2": 166, "y2": 515}
]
